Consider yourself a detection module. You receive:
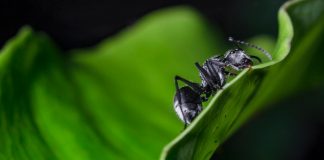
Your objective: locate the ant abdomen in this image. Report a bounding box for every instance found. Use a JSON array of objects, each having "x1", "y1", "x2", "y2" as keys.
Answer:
[{"x1": 173, "y1": 86, "x2": 203, "y2": 125}]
